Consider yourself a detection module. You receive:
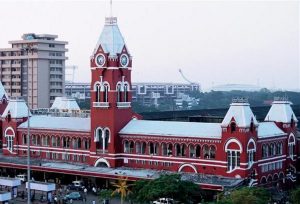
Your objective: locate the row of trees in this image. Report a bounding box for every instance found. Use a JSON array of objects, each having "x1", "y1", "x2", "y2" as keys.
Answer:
[
  {"x1": 99, "y1": 174, "x2": 201, "y2": 204},
  {"x1": 99, "y1": 174, "x2": 300, "y2": 204},
  {"x1": 76, "y1": 90, "x2": 300, "y2": 112},
  {"x1": 134, "y1": 90, "x2": 300, "y2": 112}
]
